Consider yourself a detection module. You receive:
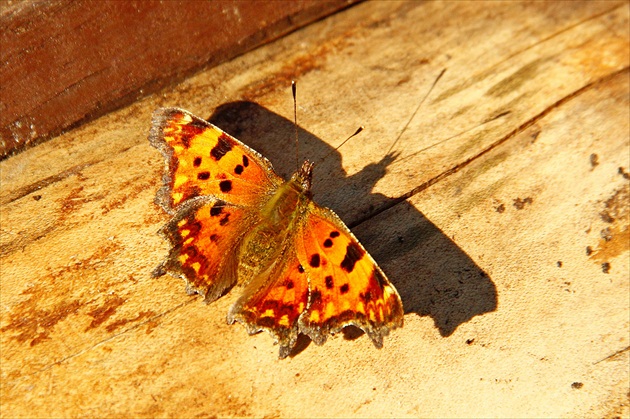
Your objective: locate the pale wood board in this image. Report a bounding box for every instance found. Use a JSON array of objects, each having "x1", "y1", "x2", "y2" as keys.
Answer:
[{"x1": 1, "y1": 1, "x2": 629, "y2": 418}]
